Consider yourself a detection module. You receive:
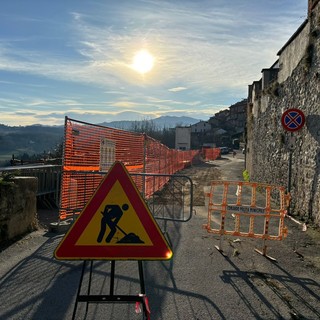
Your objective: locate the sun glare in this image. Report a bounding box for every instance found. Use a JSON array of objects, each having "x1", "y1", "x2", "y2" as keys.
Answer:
[{"x1": 131, "y1": 49, "x2": 154, "y2": 74}]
